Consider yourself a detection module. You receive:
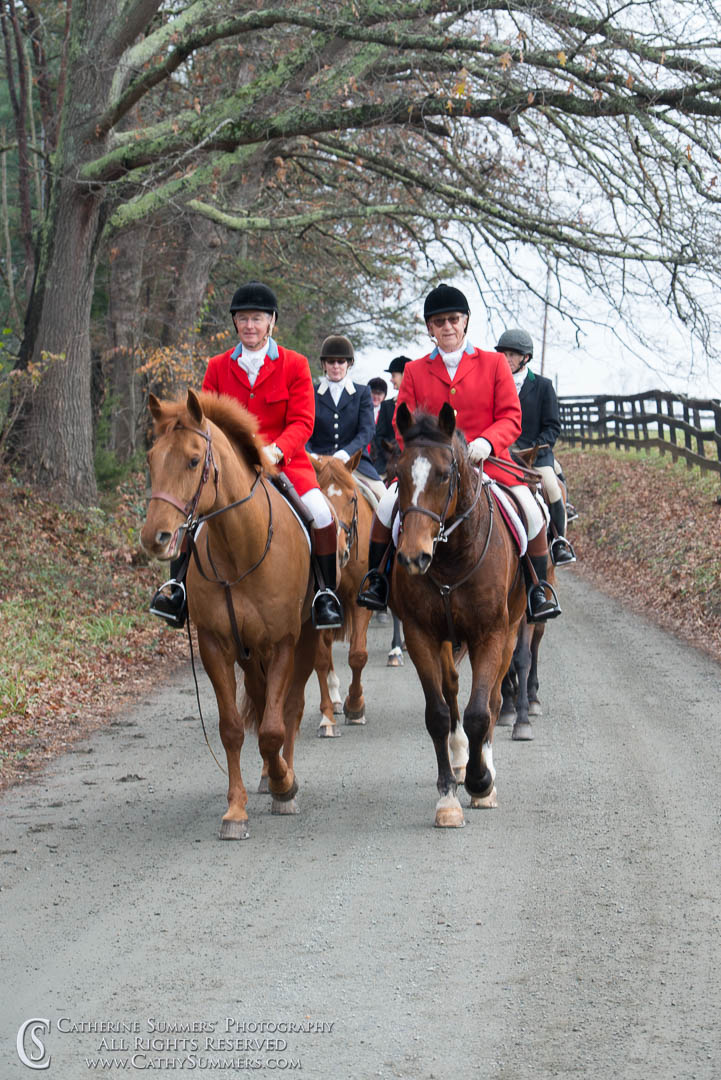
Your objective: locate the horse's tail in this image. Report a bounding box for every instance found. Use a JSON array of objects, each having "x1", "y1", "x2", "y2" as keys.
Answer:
[{"x1": 240, "y1": 689, "x2": 260, "y2": 733}]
